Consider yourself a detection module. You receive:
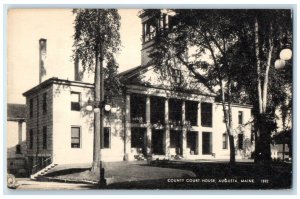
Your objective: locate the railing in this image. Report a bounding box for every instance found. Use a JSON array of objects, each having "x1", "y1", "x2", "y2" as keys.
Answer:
[{"x1": 32, "y1": 156, "x2": 52, "y2": 174}]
